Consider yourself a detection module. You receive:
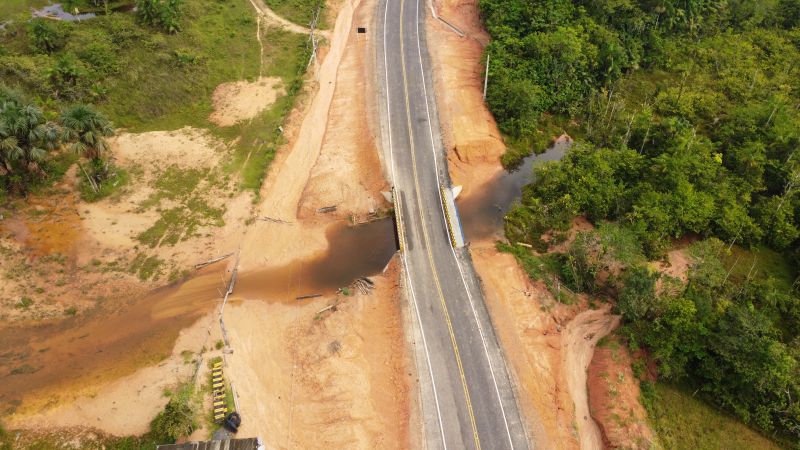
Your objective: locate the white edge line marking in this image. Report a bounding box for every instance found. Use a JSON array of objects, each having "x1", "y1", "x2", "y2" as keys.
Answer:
[
  {"x1": 412, "y1": 0, "x2": 516, "y2": 447},
  {"x1": 383, "y1": 0, "x2": 449, "y2": 447}
]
